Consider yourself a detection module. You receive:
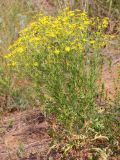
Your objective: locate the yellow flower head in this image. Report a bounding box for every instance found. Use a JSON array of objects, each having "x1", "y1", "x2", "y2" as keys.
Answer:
[
  {"x1": 90, "y1": 40, "x2": 95, "y2": 44},
  {"x1": 33, "y1": 62, "x2": 39, "y2": 67},
  {"x1": 54, "y1": 49, "x2": 60, "y2": 55},
  {"x1": 11, "y1": 61, "x2": 17, "y2": 67},
  {"x1": 65, "y1": 46, "x2": 71, "y2": 52}
]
